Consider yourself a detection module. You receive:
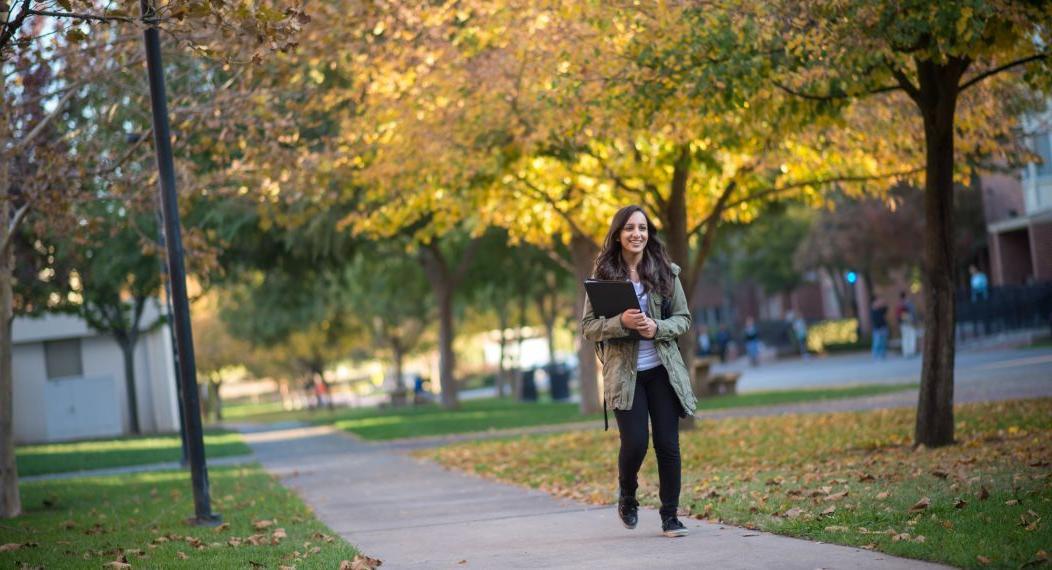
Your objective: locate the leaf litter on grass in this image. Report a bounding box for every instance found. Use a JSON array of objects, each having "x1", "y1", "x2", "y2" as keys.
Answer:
[{"x1": 423, "y1": 398, "x2": 1052, "y2": 569}]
